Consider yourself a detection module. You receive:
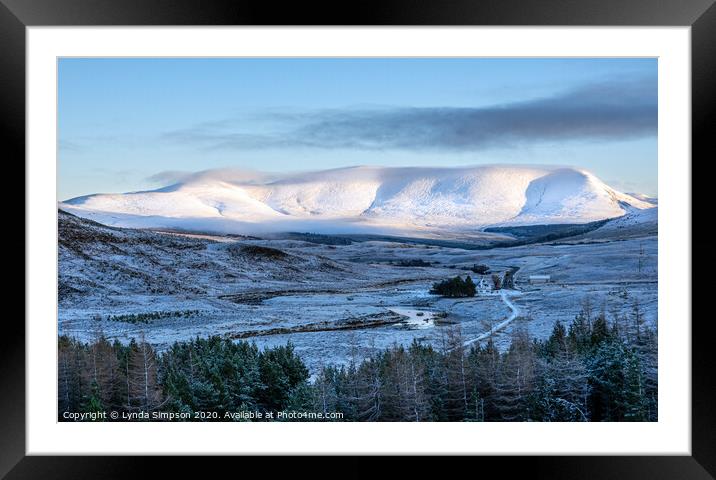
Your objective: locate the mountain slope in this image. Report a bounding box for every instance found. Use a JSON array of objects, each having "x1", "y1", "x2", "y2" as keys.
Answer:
[
  {"x1": 57, "y1": 209, "x2": 359, "y2": 304},
  {"x1": 61, "y1": 165, "x2": 654, "y2": 234}
]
